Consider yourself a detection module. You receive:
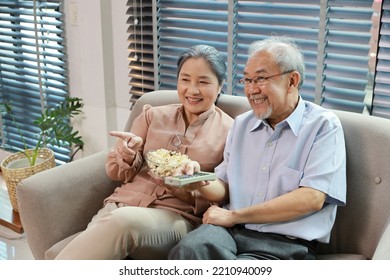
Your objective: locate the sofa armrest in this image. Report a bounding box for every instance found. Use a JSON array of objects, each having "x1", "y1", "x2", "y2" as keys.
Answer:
[
  {"x1": 17, "y1": 149, "x2": 121, "y2": 259},
  {"x1": 372, "y1": 217, "x2": 390, "y2": 260}
]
